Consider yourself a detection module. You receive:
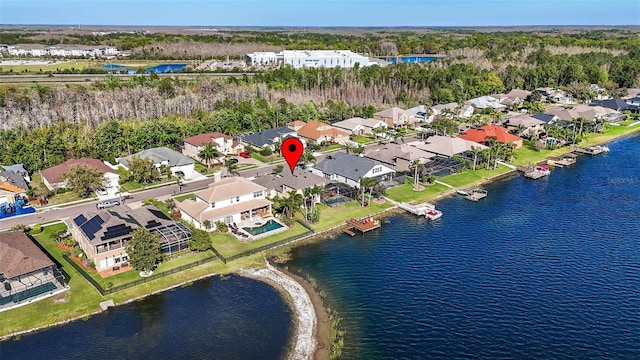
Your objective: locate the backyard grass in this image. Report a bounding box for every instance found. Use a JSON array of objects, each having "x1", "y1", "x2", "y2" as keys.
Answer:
[
  {"x1": 310, "y1": 201, "x2": 393, "y2": 232},
  {"x1": 438, "y1": 165, "x2": 514, "y2": 189},
  {"x1": 321, "y1": 144, "x2": 344, "y2": 152},
  {"x1": 386, "y1": 183, "x2": 451, "y2": 203},
  {"x1": 353, "y1": 135, "x2": 374, "y2": 144},
  {"x1": 210, "y1": 223, "x2": 310, "y2": 259}
]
